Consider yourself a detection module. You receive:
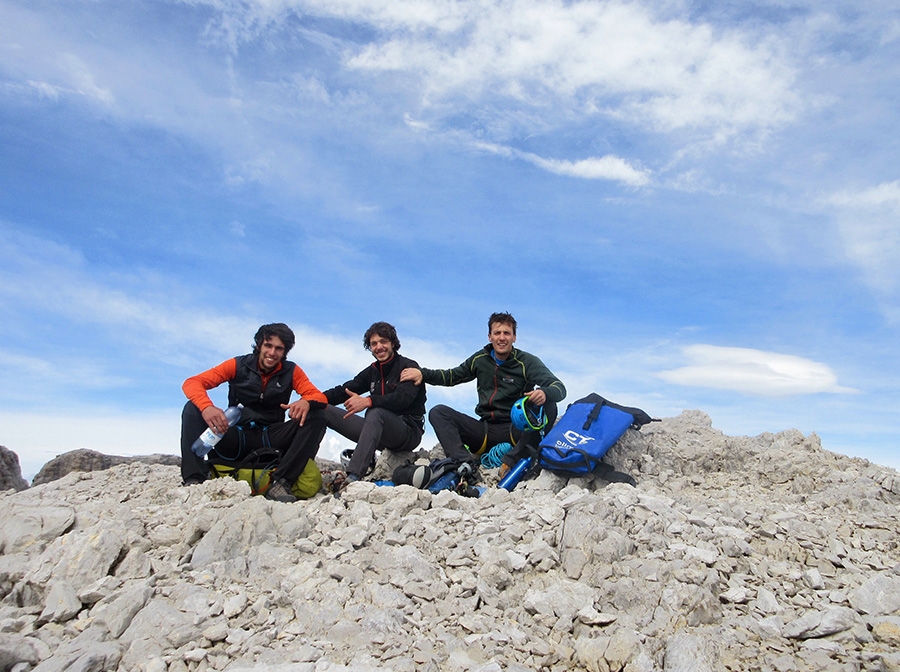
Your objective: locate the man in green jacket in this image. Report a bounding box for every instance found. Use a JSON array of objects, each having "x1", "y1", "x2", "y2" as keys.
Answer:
[{"x1": 401, "y1": 312, "x2": 566, "y2": 472}]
